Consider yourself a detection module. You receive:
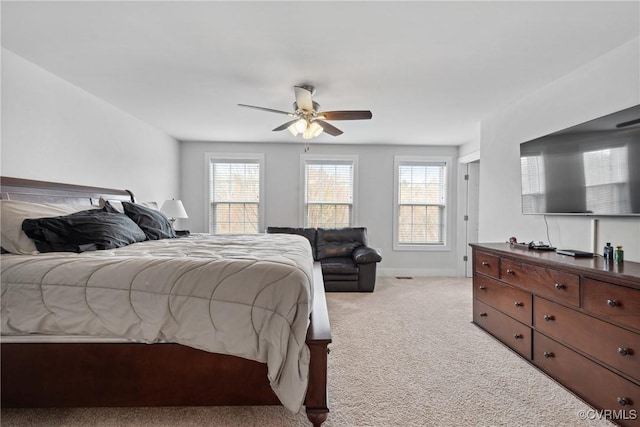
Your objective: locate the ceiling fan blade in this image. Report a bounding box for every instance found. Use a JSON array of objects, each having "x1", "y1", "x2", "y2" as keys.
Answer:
[
  {"x1": 272, "y1": 119, "x2": 300, "y2": 132},
  {"x1": 616, "y1": 117, "x2": 640, "y2": 128},
  {"x1": 318, "y1": 110, "x2": 373, "y2": 121},
  {"x1": 315, "y1": 120, "x2": 343, "y2": 136},
  {"x1": 238, "y1": 104, "x2": 294, "y2": 116},
  {"x1": 294, "y1": 86, "x2": 314, "y2": 112}
]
